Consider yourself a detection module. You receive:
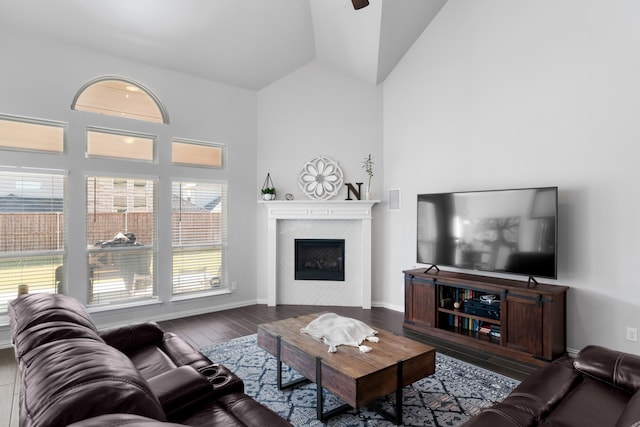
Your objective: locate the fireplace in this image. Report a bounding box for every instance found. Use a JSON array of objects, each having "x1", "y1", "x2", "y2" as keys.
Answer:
[
  {"x1": 261, "y1": 200, "x2": 377, "y2": 308},
  {"x1": 295, "y1": 239, "x2": 345, "y2": 281}
]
